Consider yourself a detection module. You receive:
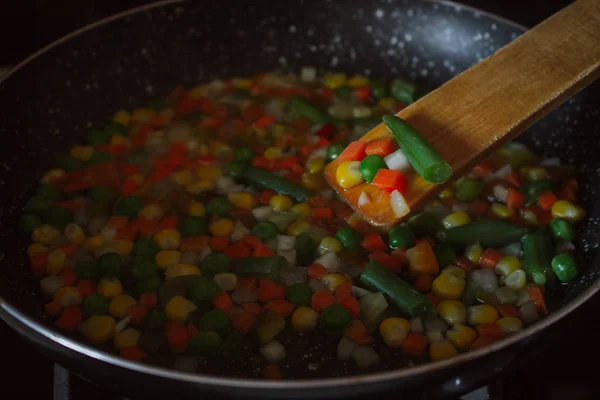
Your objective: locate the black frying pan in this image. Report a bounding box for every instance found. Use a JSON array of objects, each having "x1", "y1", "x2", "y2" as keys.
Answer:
[{"x1": 0, "y1": 0, "x2": 599, "y2": 399}]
